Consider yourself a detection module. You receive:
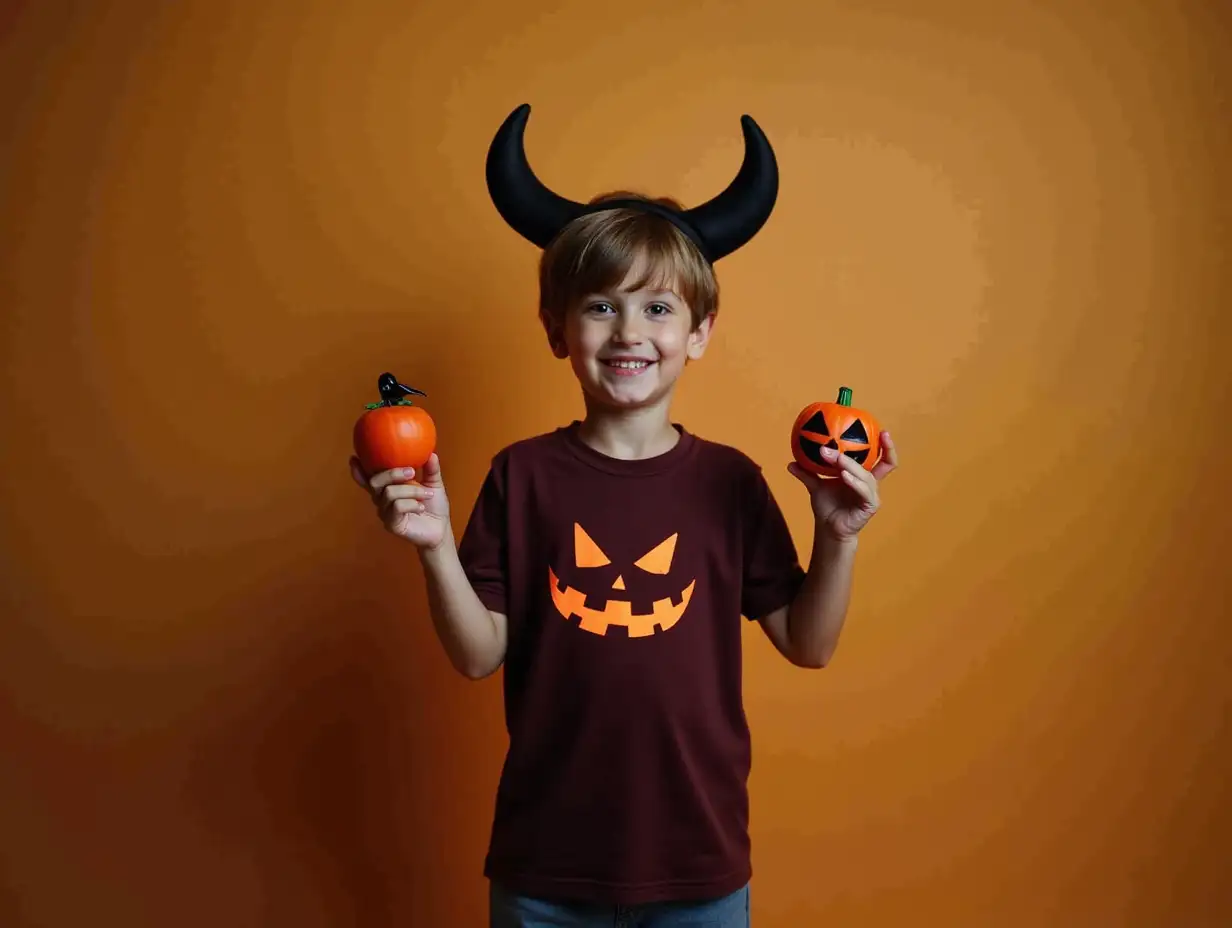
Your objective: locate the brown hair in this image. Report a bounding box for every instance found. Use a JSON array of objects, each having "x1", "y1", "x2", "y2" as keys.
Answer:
[{"x1": 537, "y1": 191, "x2": 719, "y2": 337}]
